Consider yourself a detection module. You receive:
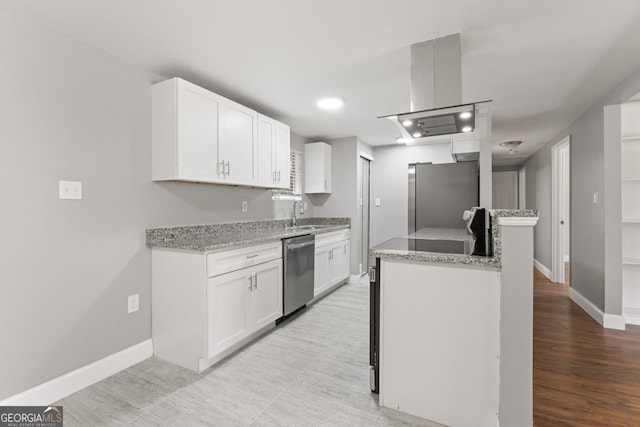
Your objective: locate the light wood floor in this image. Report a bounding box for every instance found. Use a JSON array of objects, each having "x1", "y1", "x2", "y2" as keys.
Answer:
[
  {"x1": 57, "y1": 269, "x2": 640, "y2": 426},
  {"x1": 534, "y1": 268, "x2": 640, "y2": 426},
  {"x1": 57, "y1": 280, "x2": 439, "y2": 426}
]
